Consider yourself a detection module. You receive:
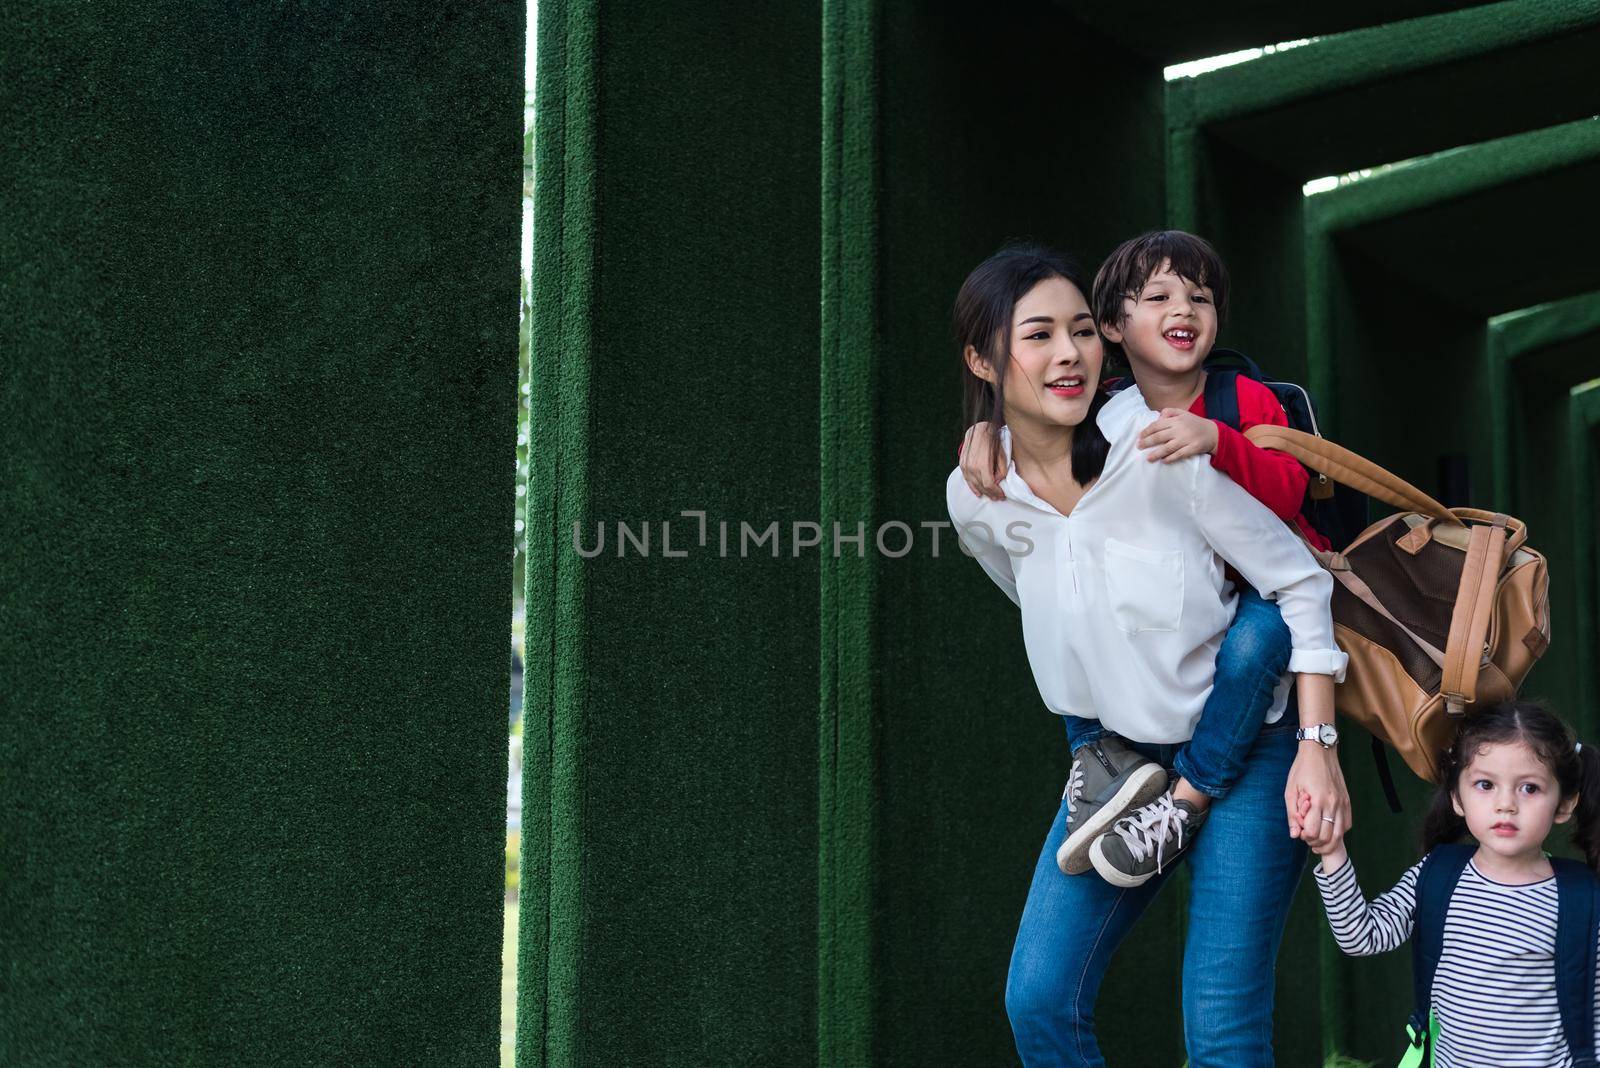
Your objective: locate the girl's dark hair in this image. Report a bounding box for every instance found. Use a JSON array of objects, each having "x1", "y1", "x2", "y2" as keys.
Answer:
[
  {"x1": 952, "y1": 244, "x2": 1109, "y2": 485},
  {"x1": 1422, "y1": 699, "x2": 1600, "y2": 873}
]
